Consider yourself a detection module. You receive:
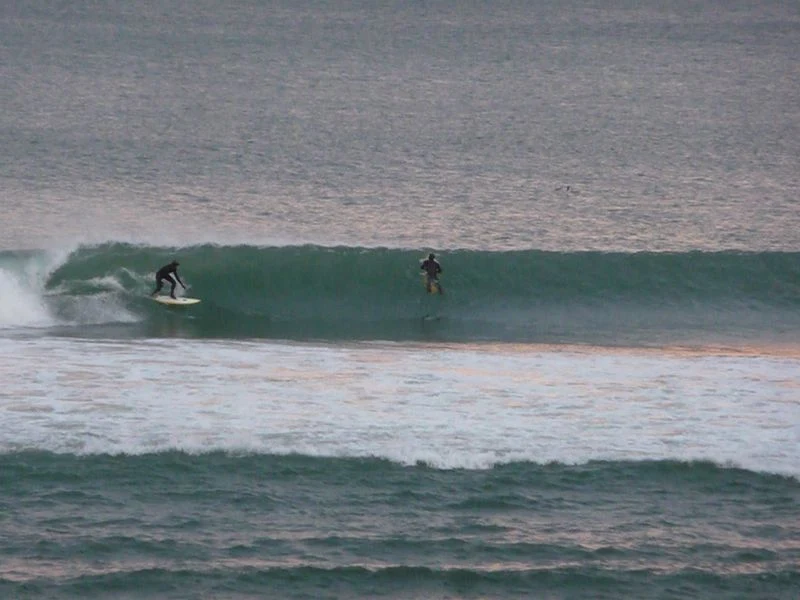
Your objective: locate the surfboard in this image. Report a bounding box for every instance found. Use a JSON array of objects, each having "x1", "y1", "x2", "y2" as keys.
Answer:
[{"x1": 152, "y1": 296, "x2": 201, "y2": 306}]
